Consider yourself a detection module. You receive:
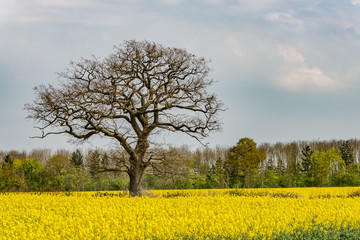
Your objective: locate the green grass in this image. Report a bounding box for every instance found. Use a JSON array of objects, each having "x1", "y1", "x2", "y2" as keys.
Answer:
[{"x1": 177, "y1": 225, "x2": 360, "y2": 240}]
